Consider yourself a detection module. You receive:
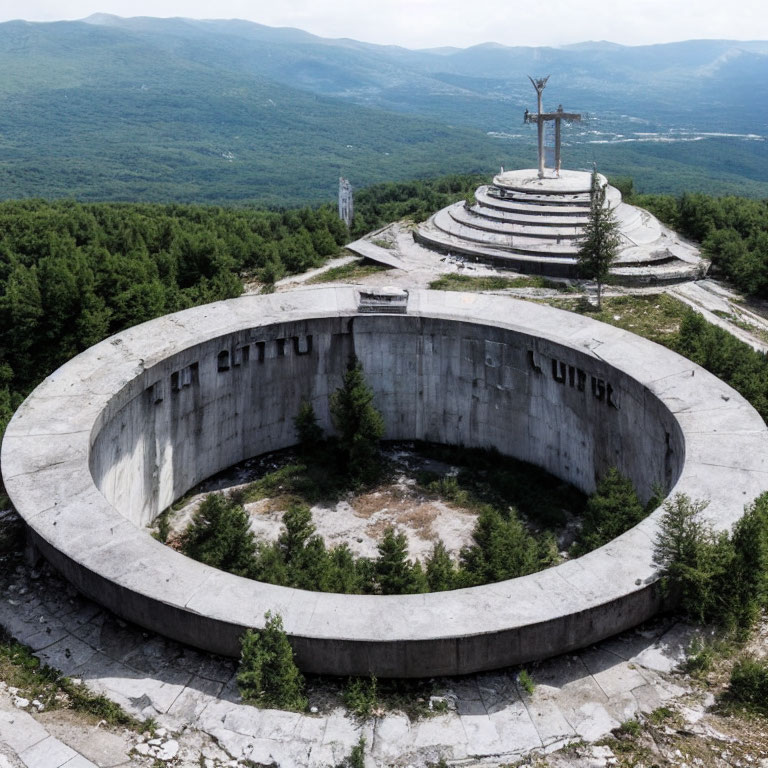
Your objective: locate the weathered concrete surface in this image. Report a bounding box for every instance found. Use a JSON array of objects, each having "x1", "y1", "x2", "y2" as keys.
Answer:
[
  {"x1": 3, "y1": 287, "x2": 767, "y2": 677},
  {"x1": 0, "y1": 556, "x2": 696, "y2": 767},
  {"x1": 415, "y1": 169, "x2": 706, "y2": 281}
]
